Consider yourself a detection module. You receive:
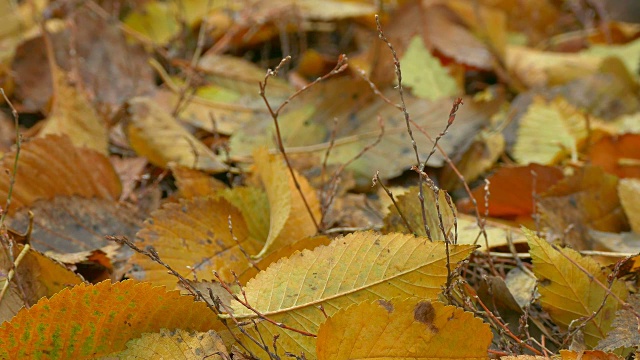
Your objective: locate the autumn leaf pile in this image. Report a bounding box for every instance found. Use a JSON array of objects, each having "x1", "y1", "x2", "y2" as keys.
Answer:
[{"x1": 1, "y1": 0, "x2": 640, "y2": 359}]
